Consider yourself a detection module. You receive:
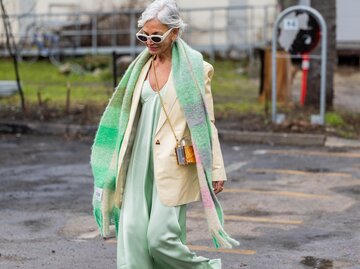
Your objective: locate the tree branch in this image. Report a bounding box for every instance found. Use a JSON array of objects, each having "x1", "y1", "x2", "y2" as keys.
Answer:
[{"x1": 0, "y1": 0, "x2": 26, "y2": 112}]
